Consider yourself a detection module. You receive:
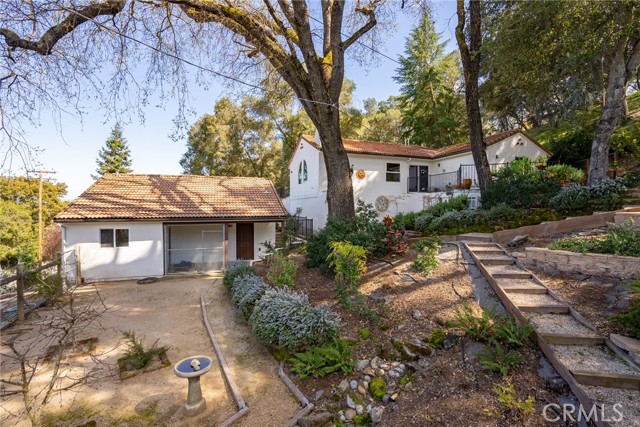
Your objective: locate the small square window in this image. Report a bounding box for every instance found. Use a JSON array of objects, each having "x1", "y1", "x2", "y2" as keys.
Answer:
[
  {"x1": 115, "y1": 229, "x2": 129, "y2": 247},
  {"x1": 386, "y1": 163, "x2": 400, "y2": 182},
  {"x1": 100, "y1": 229, "x2": 114, "y2": 247}
]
